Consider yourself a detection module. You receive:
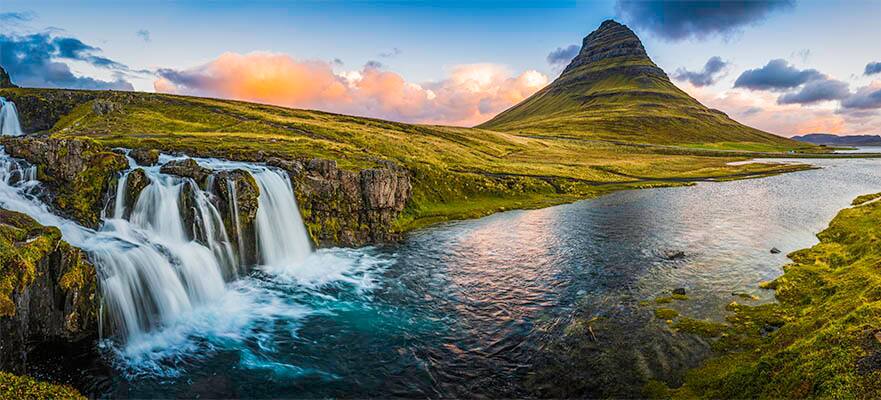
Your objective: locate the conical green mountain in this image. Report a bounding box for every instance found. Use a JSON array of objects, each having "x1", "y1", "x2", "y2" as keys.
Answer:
[{"x1": 480, "y1": 20, "x2": 794, "y2": 147}]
